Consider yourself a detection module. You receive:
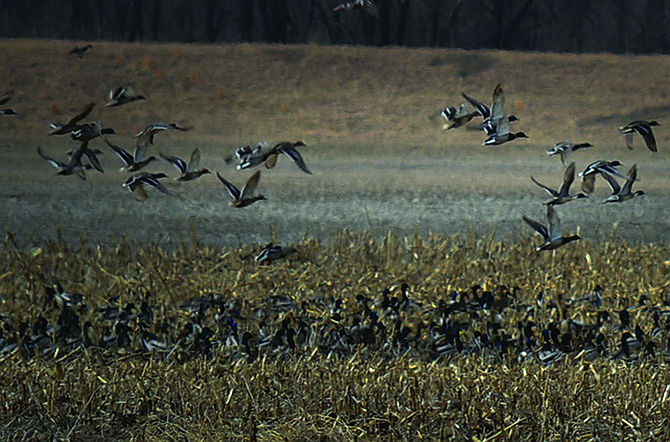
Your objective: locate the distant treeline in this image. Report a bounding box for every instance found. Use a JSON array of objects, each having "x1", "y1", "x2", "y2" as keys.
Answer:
[{"x1": 1, "y1": 0, "x2": 669, "y2": 54}]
